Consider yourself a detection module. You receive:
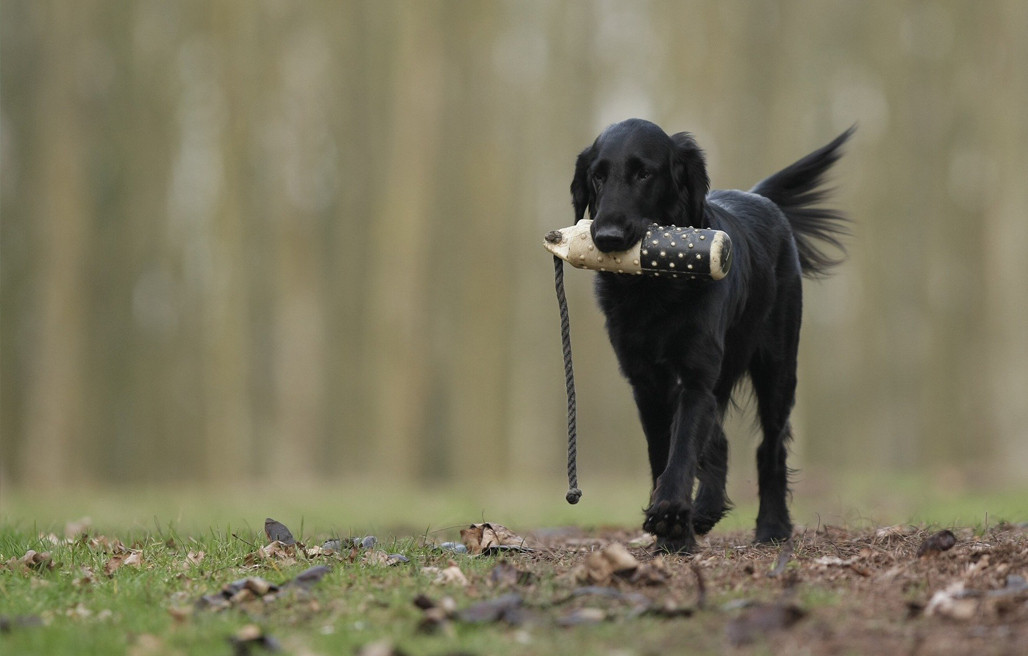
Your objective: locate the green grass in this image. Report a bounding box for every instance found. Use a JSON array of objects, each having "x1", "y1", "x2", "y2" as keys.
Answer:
[
  {"x1": 2, "y1": 475, "x2": 1025, "y2": 655},
  {"x1": 0, "y1": 522, "x2": 726, "y2": 656}
]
